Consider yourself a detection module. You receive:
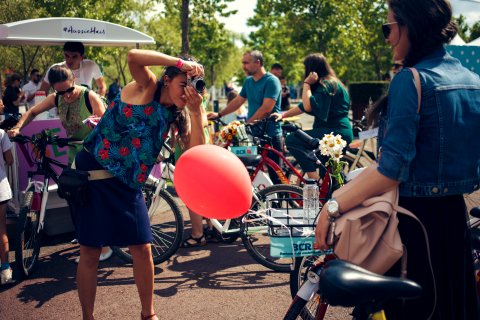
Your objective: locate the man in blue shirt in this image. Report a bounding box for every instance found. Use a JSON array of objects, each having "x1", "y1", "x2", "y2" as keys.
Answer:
[{"x1": 208, "y1": 50, "x2": 283, "y2": 181}]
